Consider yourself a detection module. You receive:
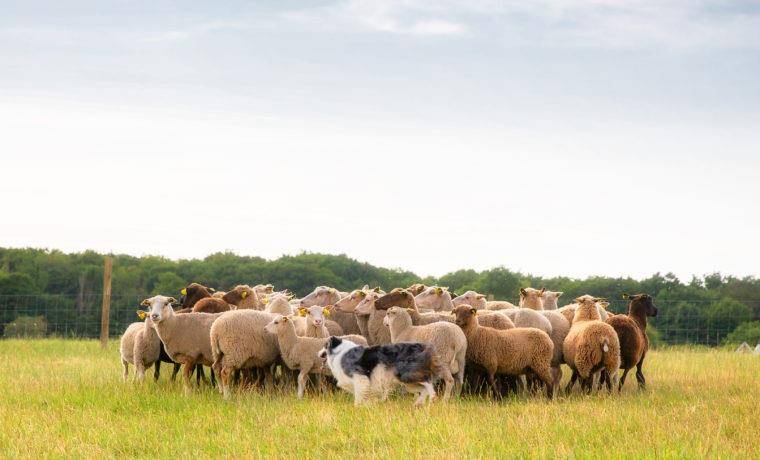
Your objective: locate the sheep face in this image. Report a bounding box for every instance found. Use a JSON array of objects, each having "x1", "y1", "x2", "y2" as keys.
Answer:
[
  {"x1": 264, "y1": 315, "x2": 290, "y2": 334},
  {"x1": 179, "y1": 283, "x2": 213, "y2": 308},
  {"x1": 298, "y1": 305, "x2": 330, "y2": 328},
  {"x1": 223, "y1": 285, "x2": 256, "y2": 307},
  {"x1": 354, "y1": 291, "x2": 379, "y2": 316},
  {"x1": 300, "y1": 286, "x2": 339, "y2": 308},
  {"x1": 382, "y1": 306, "x2": 409, "y2": 327},
  {"x1": 452, "y1": 291, "x2": 487, "y2": 309},
  {"x1": 142, "y1": 295, "x2": 177, "y2": 323},
  {"x1": 414, "y1": 286, "x2": 451, "y2": 310},
  {"x1": 452, "y1": 305, "x2": 478, "y2": 328},
  {"x1": 375, "y1": 290, "x2": 415, "y2": 311},
  {"x1": 335, "y1": 289, "x2": 368, "y2": 312},
  {"x1": 519, "y1": 287, "x2": 545, "y2": 309}
]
